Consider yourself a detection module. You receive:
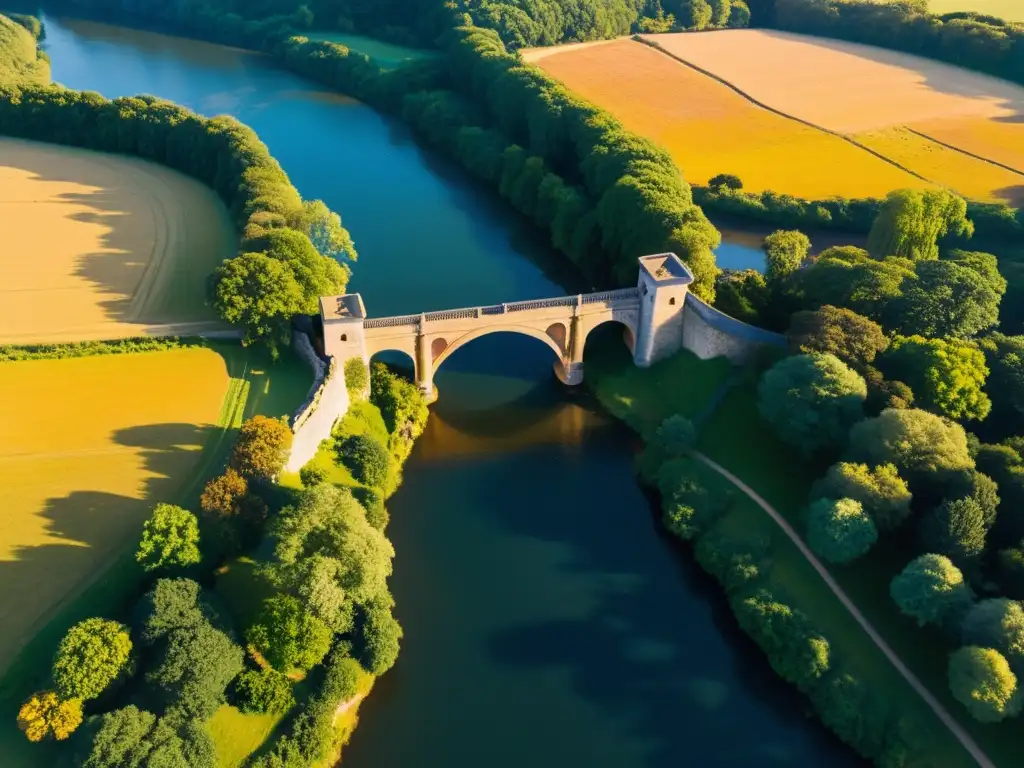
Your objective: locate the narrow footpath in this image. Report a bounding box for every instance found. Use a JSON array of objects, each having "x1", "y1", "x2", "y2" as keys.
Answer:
[{"x1": 692, "y1": 451, "x2": 995, "y2": 768}]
